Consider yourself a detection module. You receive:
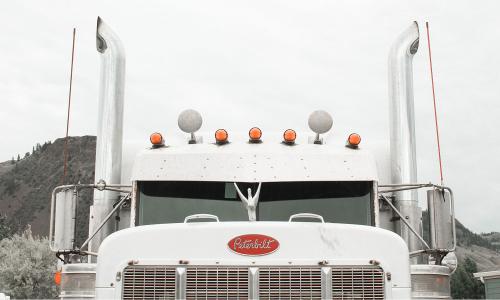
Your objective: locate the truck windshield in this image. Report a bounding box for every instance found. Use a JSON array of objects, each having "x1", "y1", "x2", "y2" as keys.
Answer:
[{"x1": 137, "y1": 181, "x2": 372, "y2": 225}]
